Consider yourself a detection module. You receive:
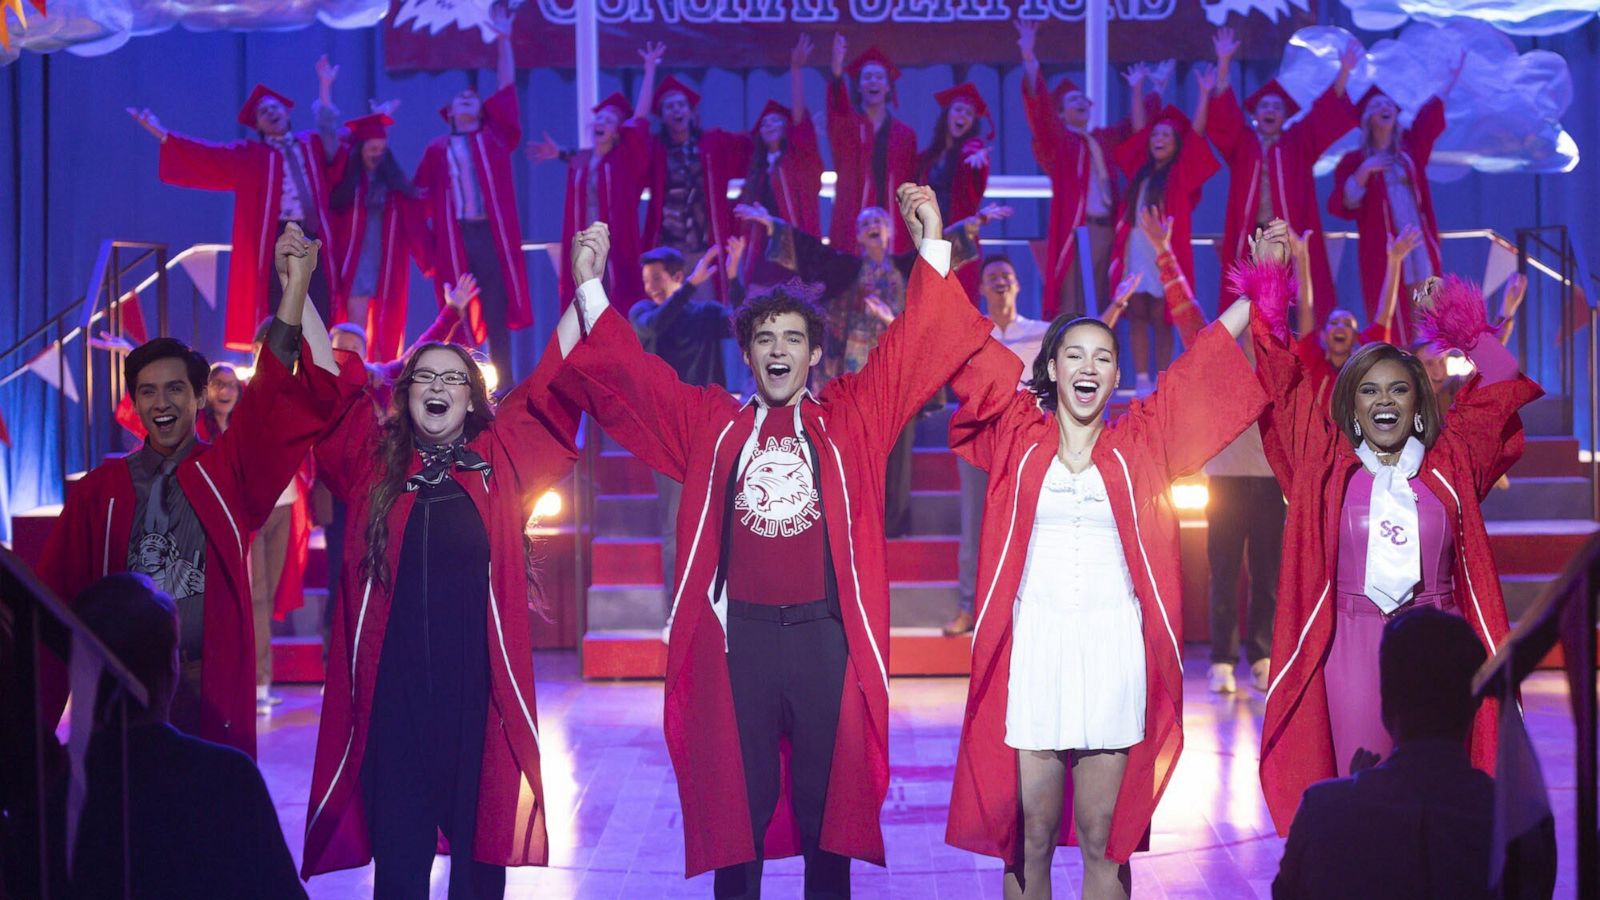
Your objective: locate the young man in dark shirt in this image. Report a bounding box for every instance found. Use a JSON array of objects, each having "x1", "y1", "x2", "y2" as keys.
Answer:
[{"x1": 629, "y1": 238, "x2": 747, "y2": 605}]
